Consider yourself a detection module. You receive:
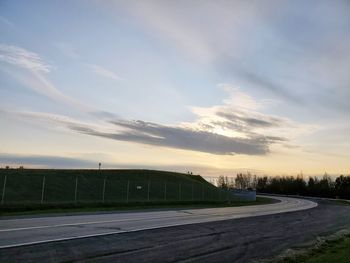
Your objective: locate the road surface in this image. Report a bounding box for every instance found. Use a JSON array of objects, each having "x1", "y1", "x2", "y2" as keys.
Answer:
[{"x1": 0, "y1": 196, "x2": 316, "y2": 249}]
